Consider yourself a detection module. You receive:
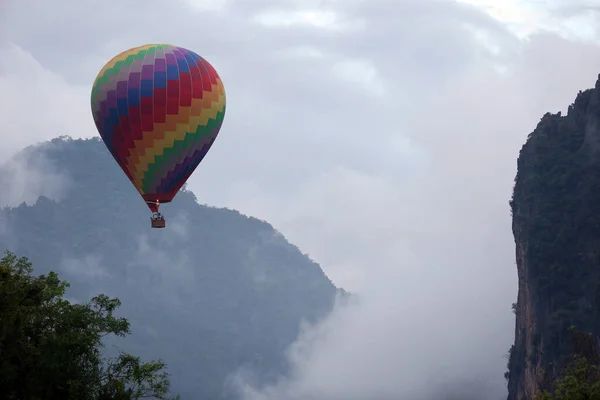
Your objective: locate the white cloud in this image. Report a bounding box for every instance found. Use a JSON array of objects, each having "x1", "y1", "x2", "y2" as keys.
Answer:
[
  {"x1": 458, "y1": 0, "x2": 600, "y2": 41},
  {"x1": 180, "y1": 0, "x2": 231, "y2": 13},
  {"x1": 0, "y1": 42, "x2": 94, "y2": 161},
  {"x1": 61, "y1": 254, "x2": 111, "y2": 281},
  {"x1": 226, "y1": 7, "x2": 600, "y2": 400},
  {"x1": 0, "y1": 149, "x2": 70, "y2": 207},
  {"x1": 128, "y1": 223, "x2": 197, "y2": 310},
  {"x1": 331, "y1": 58, "x2": 387, "y2": 97},
  {"x1": 253, "y1": 8, "x2": 355, "y2": 31}
]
